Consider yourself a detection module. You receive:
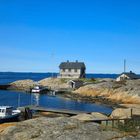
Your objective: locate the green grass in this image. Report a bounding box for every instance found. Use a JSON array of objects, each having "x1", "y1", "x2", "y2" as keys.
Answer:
[
  {"x1": 60, "y1": 78, "x2": 69, "y2": 83},
  {"x1": 79, "y1": 78, "x2": 98, "y2": 83},
  {"x1": 59, "y1": 78, "x2": 99, "y2": 84}
]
